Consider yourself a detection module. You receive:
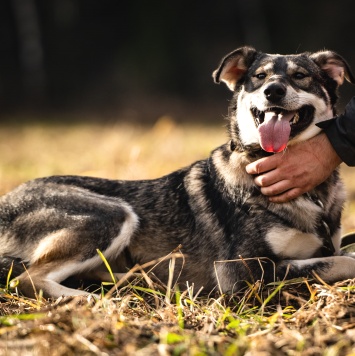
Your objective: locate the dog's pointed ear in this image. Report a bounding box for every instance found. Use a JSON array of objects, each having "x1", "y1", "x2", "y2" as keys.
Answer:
[
  {"x1": 213, "y1": 46, "x2": 257, "y2": 91},
  {"x1": 310, "y1": 50, "x2": 355, "y2": 86}
]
